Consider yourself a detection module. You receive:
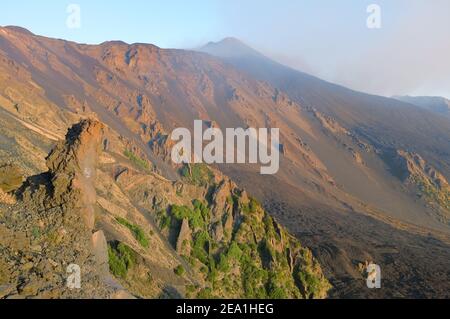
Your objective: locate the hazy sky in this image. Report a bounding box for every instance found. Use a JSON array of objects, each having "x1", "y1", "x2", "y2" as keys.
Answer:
[{"x1": 1, "y1": 1, "x2": 449, "y2": 98}]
